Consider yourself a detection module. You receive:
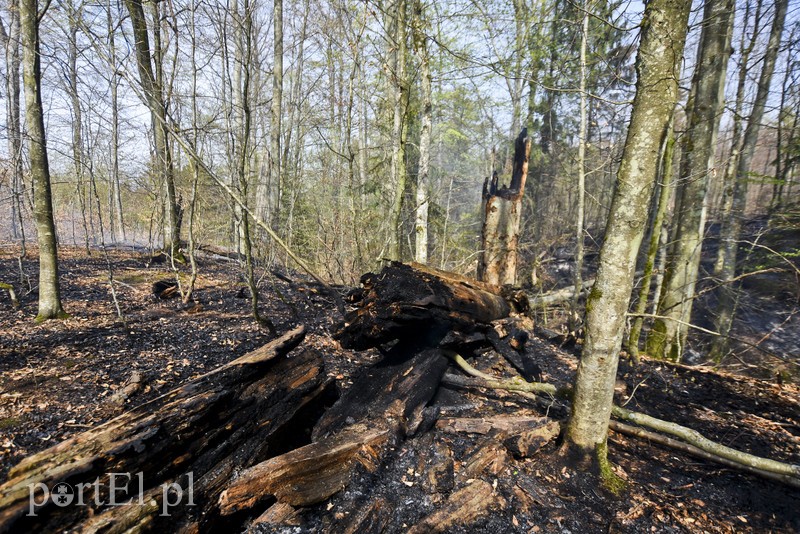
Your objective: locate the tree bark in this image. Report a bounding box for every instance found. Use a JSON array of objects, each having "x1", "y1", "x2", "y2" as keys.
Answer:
[
  {"x1": 628, "y1": 122, "x2": 676, "y2": 361},
  {"x1": 387, "y1": 0, "x2": 408, "y2": 261},
  {"x1": 647, "y1": 0, "x2": 735, "y2": 361},
  {"x1": 571, "y1": 2, "x2": 589, "y2": 331},
  {"x1": 564, "y1": 0, "x2": 691, "y2": 466},
  {"x1": 478, "y1": 129, "x2": 531, "y2": 286},
  {"x1": 2, "y1": 0, "x2": 23, "y2": 243},
  {"x1": 21, "y1": 0, "x2": 66, "y2": 321},
  {"x1": 108, "y1": 0, "x2": 125, "y2": 242}
]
